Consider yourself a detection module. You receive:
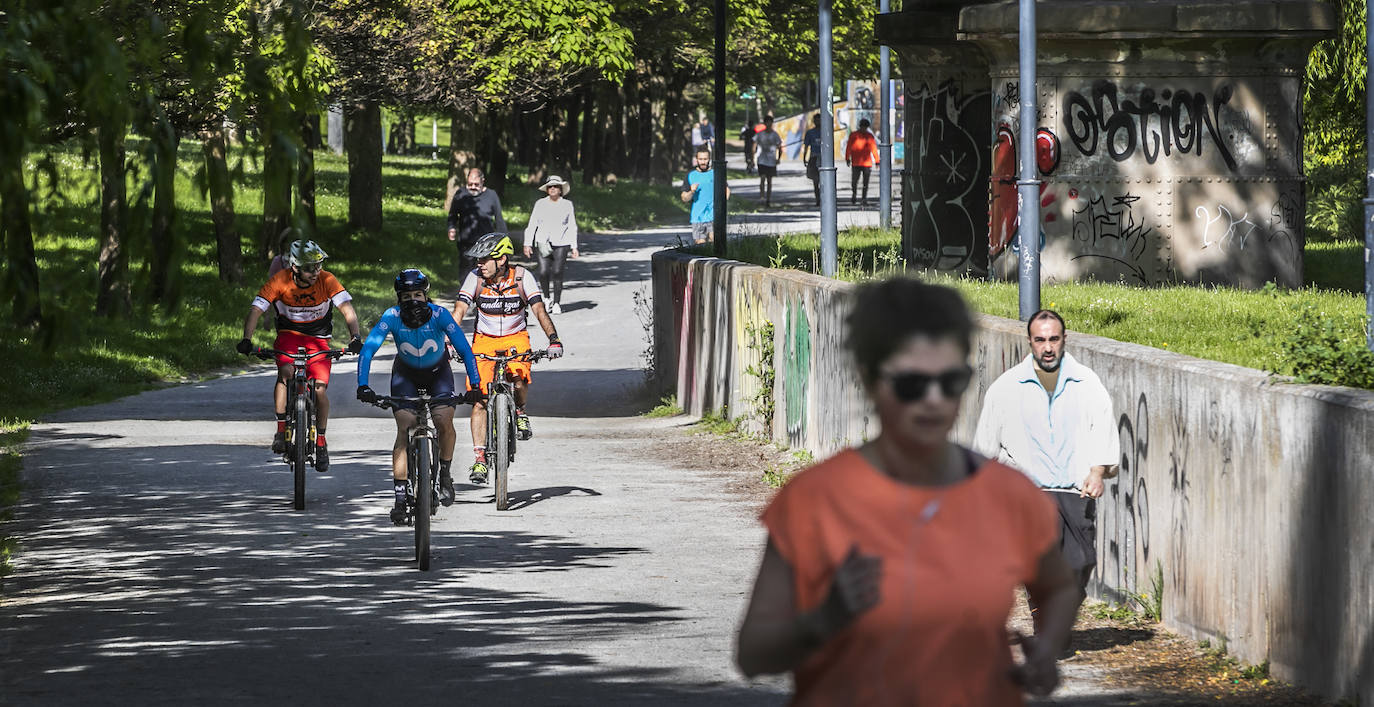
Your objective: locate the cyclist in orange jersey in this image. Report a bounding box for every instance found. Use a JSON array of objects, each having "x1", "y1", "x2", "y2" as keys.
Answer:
[
  {"x1": 237, "y1": 239, "x2": 362, "y2": 472},
  {"x1": 451, "y1": 232, "x2": 563, "y2": 484}
]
